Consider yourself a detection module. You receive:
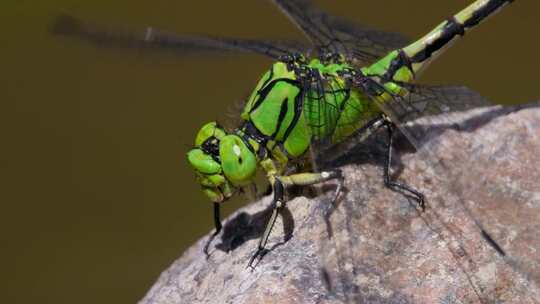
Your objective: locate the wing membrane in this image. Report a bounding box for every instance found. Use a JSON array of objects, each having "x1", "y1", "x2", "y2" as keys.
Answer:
[
  {"x1": 52, "y1": 14, "x2": 308, "y2": 59},
  {"x1": 316, "y1": 81, "x2": 540, "y2": 300},
  {"x1": 379, "y1": 85, "x2": 491, "y2": 149},
  {"x1": 271, "y1": 0, "x2": 409, "y2": 65},
  {"x1": 304, "y1": 76, "x2": 382, "y2": 154},
  {"x1": 377, "y1": 86, "x2": 540, "y2": 297}
]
